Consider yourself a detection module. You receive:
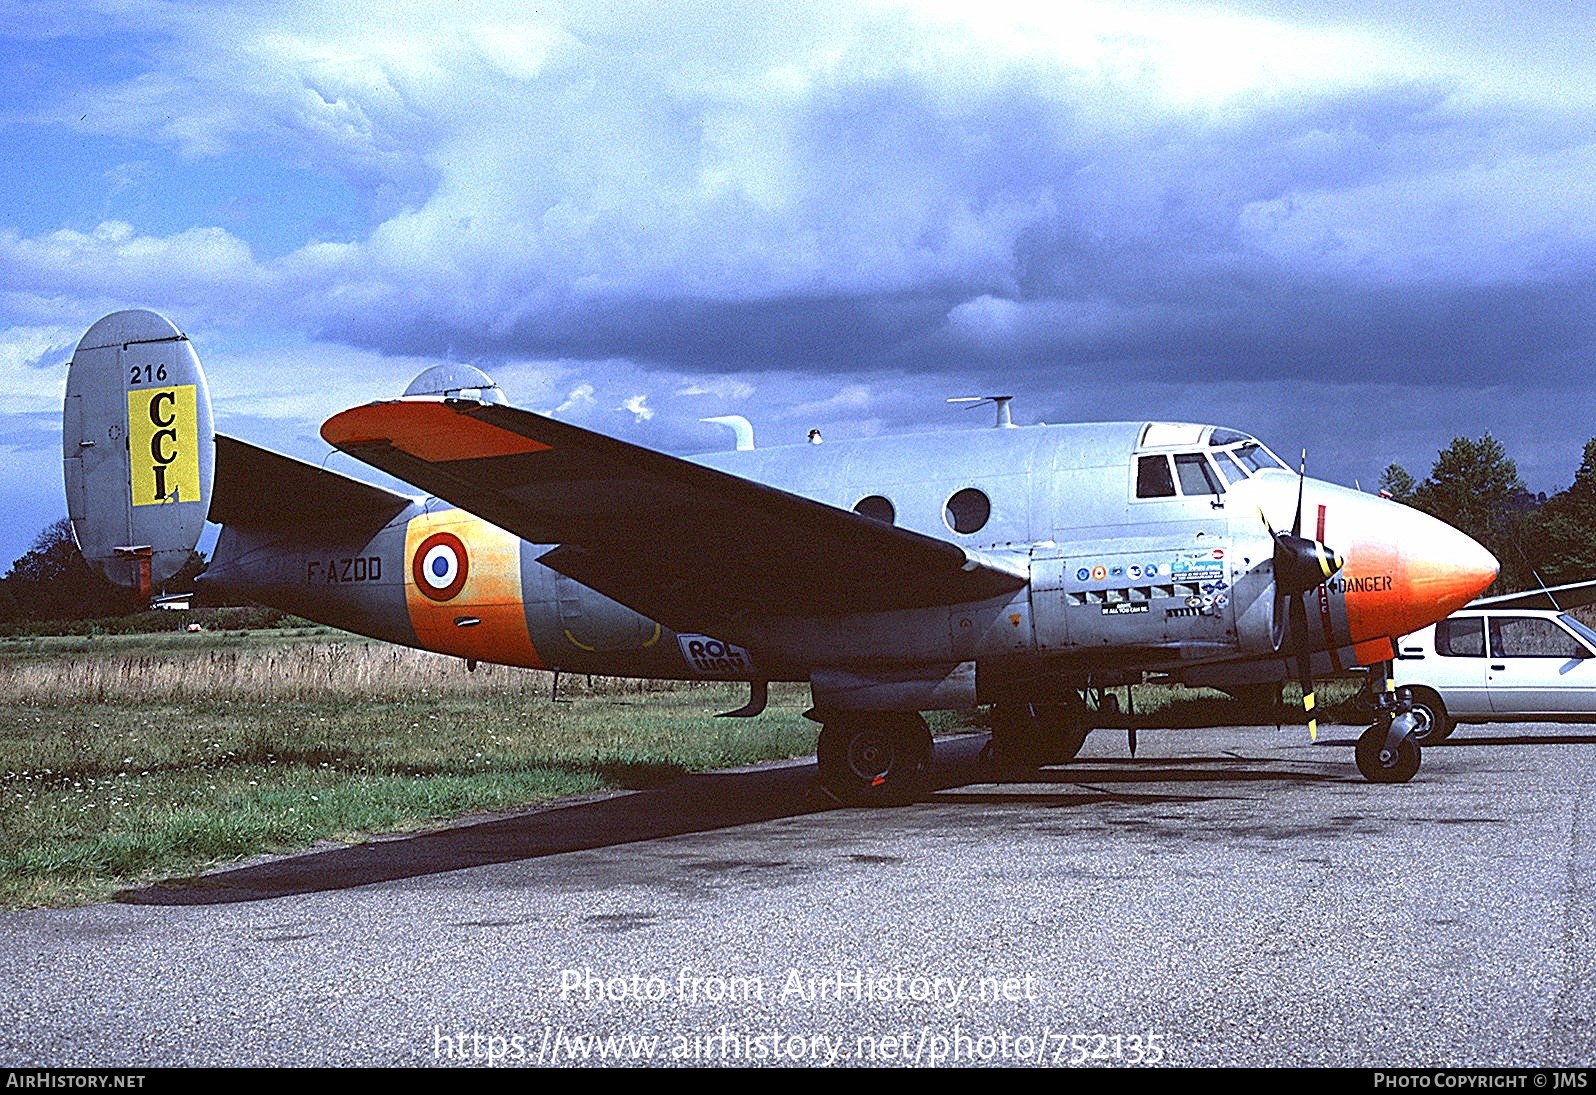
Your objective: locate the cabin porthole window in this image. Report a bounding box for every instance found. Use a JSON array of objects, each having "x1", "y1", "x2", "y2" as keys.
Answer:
[
  {"x1": 853, "y1": 495, "x2": 896, "y2": 524},
  {"x1": 944, "y1": 488, "x2": 990, "y2": 534}
]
